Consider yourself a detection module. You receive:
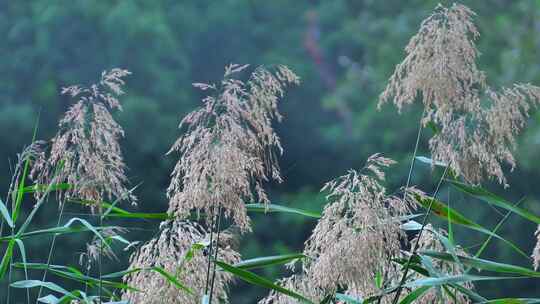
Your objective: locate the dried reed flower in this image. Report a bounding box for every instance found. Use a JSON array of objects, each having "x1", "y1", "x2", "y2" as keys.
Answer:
[
  {"x1": 379, "y1": 3, "x2": 540, "y2": 186},
  {"x1": 379, "y1": 4, "x2": 485, "y2": 120},
  {"x1": 84, "y1": 226, "x2": 128, "y2": 263},
  {"x1": 260, "y1": 154, "x2": 412, "y2": 303},
  {"x1": 31, "y1": 69, "x2": 136, "y2": 210},
  {"x1": 122, "y1": 220, "x2": 240, "y2": 304},
  {"x1": 8, "y1": 141, "x2": 46, "y2": 200},
  {"x1": 533, "y1": 225, "x2": 540, "y2": 270},
  {"x1": 303, "y1": 154, "x2": 409, "y2": 298},
  {"x1": 167, "y1": 64, "x2": 299, "y2": 232},
  {"x1": 408, "y1": 224, "x2": 473, "y2": 303}
]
